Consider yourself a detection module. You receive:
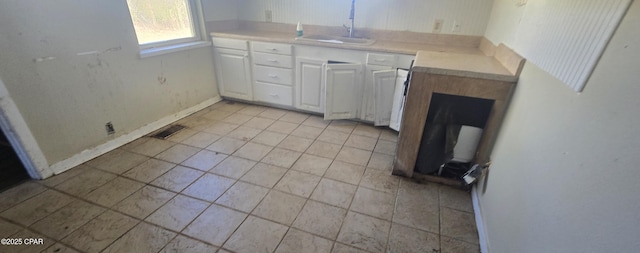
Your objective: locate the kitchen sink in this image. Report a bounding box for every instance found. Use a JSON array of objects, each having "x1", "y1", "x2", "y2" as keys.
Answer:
[{"x1": 295, "y1": 34, "x2": 376, "y2": 45}]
